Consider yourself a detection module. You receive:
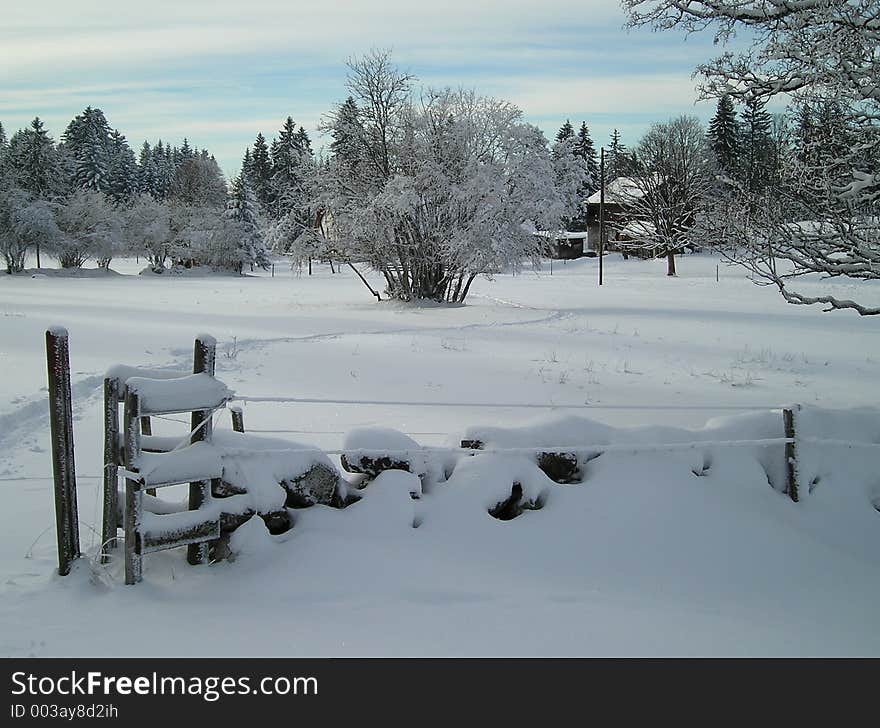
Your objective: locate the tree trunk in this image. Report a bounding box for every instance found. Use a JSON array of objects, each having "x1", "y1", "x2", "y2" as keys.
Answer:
[{"x1": 666, "y1": 249, "x2": 676, "y2": 276}]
